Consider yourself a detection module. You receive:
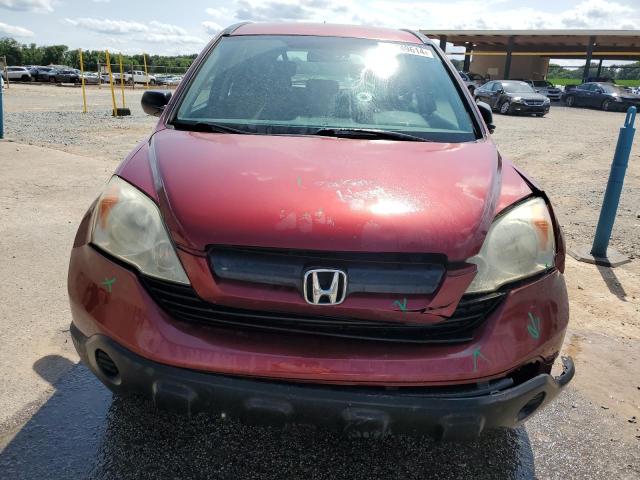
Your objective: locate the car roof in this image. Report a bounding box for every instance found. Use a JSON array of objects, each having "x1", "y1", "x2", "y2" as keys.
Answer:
[{"x1": 231, "y1": 22, "x2": 424, "y2": 44}]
